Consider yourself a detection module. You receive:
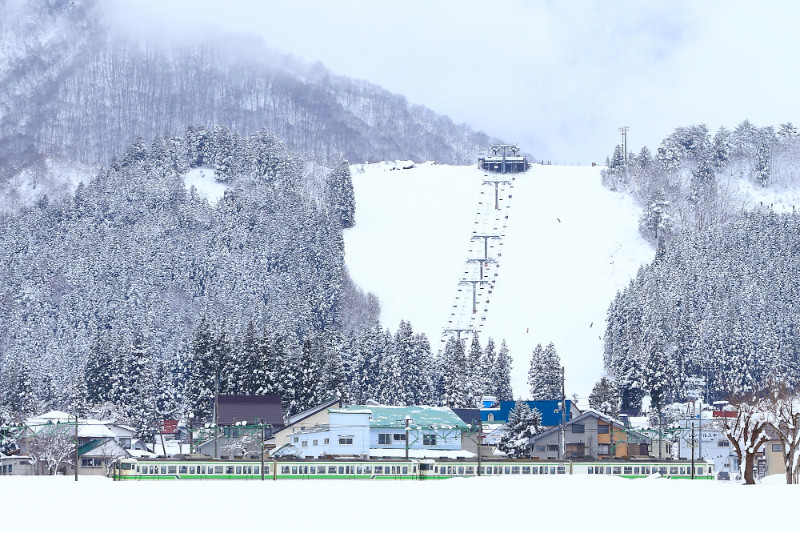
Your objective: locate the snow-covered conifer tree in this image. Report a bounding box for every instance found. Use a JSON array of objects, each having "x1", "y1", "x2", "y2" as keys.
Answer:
[{"x1": 528, "y1": 343, "x2": 562, "y2": 400}]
